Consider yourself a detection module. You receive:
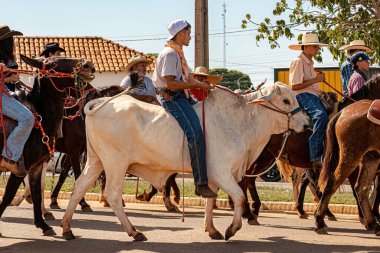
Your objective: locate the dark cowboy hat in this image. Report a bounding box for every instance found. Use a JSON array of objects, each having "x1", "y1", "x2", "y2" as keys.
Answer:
[
  {"x1": 40, "y1": 42, "x2": 66, "y2": 56},
  {"x1": 0, "y1": 25, "x2": 23, "y2": 41}
]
